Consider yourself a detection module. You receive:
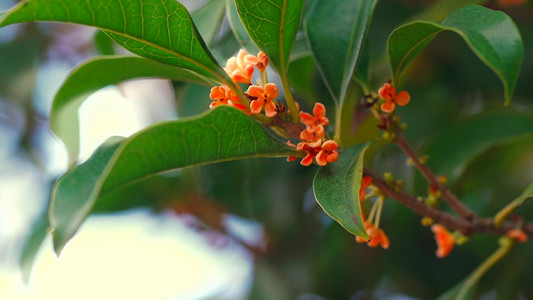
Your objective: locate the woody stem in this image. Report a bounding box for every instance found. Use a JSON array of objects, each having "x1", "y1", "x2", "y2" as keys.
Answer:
[
  {"x1": 390, "y1": 119, "x2": 474, "y2": 220},
  {"x1": 364, "y1": 169, "x2": 533, "y2": 237}
]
